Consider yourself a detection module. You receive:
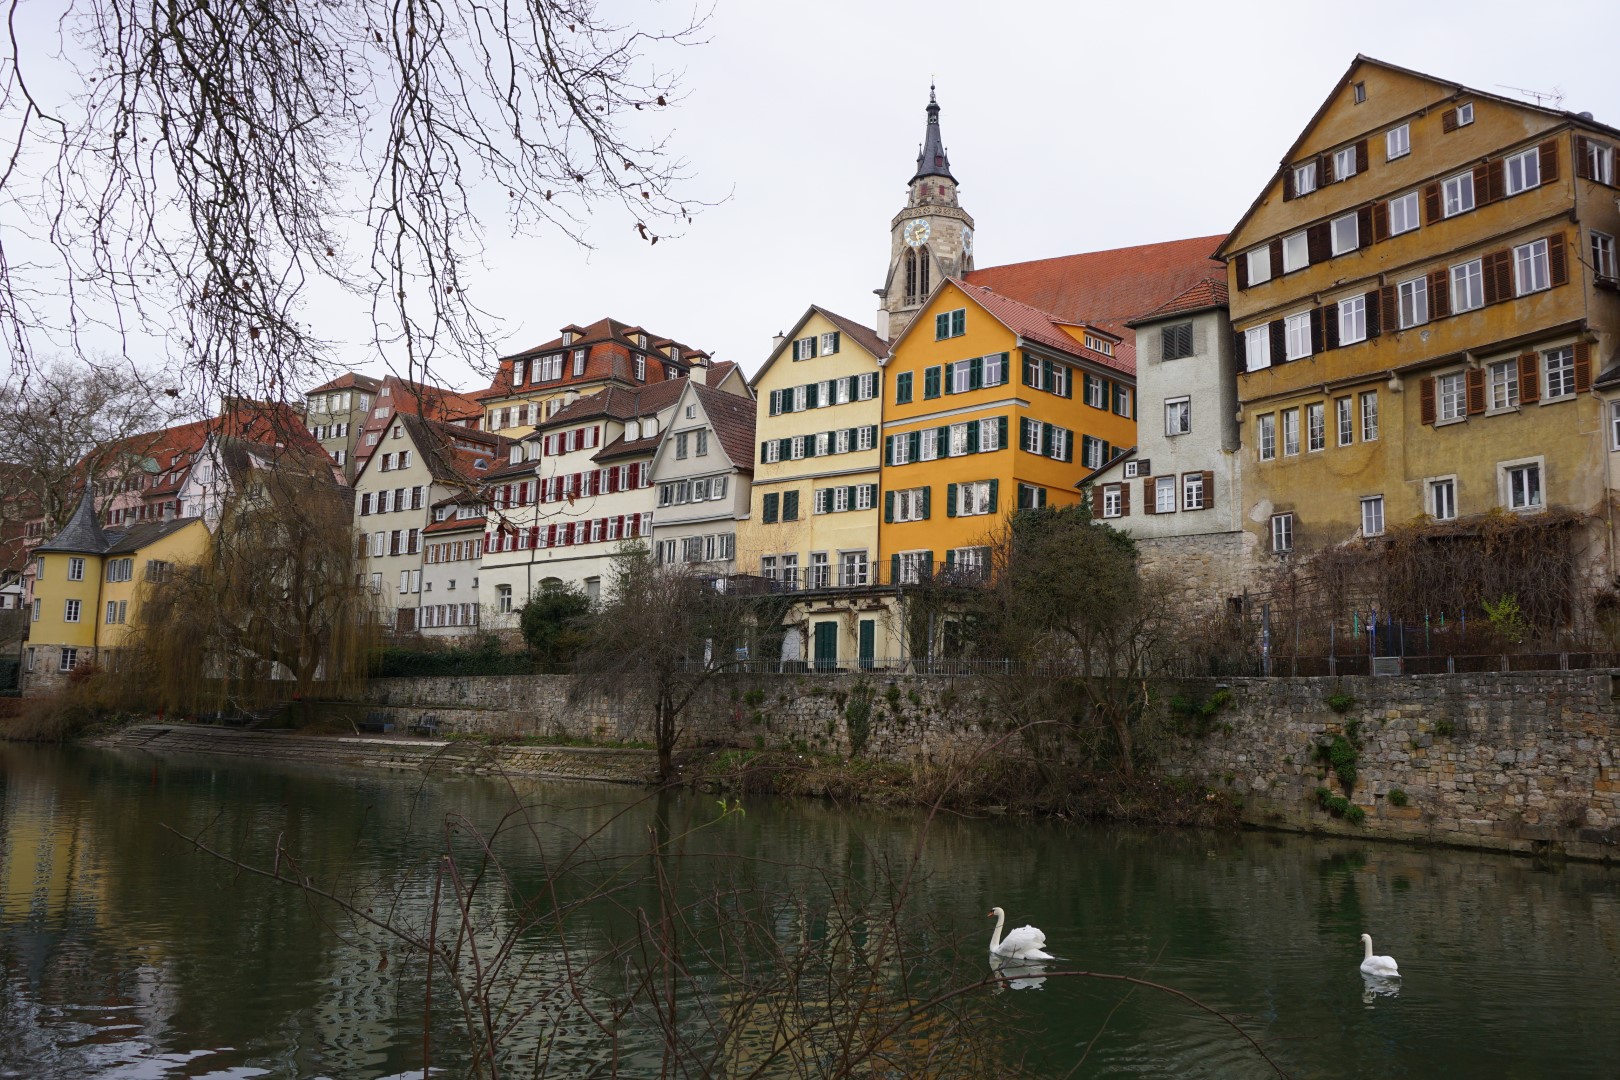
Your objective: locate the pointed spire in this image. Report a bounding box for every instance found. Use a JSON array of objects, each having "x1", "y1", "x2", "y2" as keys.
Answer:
[
  {"x1": 911, "y1": 83, "x2": 955, "y2": 183},
  {"x1": 36, "y1": 483, "x2": 111, "y2": 555}
]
